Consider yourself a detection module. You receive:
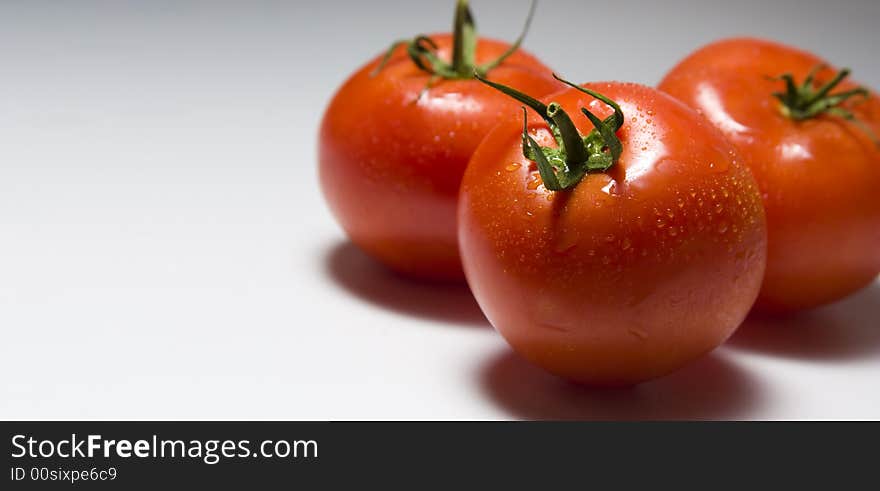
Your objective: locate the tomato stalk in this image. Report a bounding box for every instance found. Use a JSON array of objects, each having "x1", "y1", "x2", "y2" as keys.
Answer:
[
  {"x1": 773, "y1": 65, "x2": 878, "y2": 145},
  {"x1": 451, "y1": 0, "x2": 477, "y2": 75},
  {"x1": 373, "y1": 0, "x2": 537, "y2": 81},
  {"x1": 476, "y1": 73, "x2": 625, "y2": 191}
]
